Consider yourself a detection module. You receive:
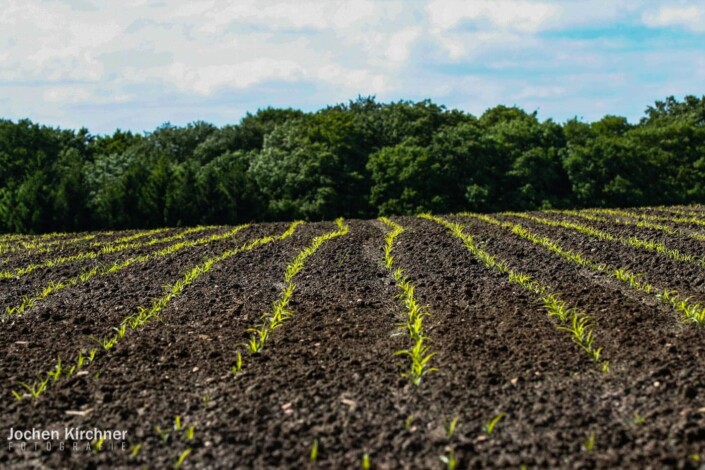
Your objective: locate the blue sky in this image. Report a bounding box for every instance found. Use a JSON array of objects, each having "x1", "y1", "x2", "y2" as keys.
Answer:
[{"x1": 1, "y1": 0, "x2": 704, "y2": 134}]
